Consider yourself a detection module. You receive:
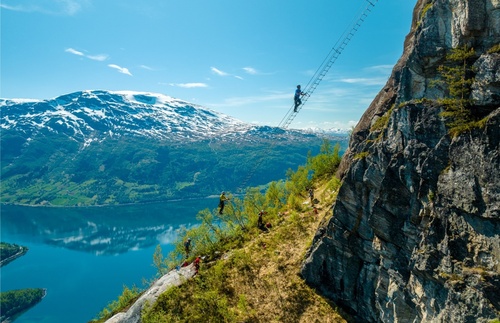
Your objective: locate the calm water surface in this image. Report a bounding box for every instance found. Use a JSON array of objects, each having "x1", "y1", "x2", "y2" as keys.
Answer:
[{"x1": 0, "y1": 198, "x2": 217, "y2": 323}]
